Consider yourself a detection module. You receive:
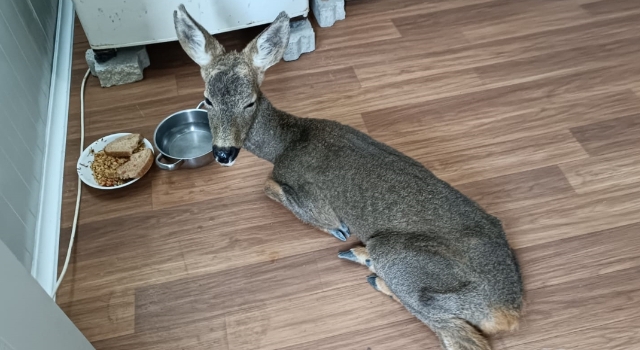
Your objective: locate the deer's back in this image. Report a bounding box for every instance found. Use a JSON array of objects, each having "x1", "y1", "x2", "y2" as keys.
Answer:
[{"x1": 272, "y1": 118, "x2": 500, "y2": 242}]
